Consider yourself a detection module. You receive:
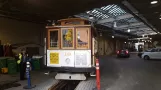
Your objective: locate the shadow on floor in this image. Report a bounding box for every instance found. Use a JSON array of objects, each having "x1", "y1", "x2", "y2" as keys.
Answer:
[{"x1": 0, "y1": 81, "x2": 21, "y2": 90}]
